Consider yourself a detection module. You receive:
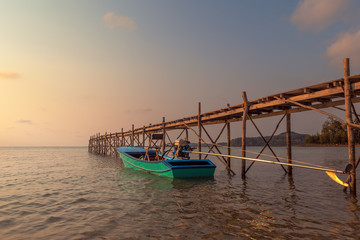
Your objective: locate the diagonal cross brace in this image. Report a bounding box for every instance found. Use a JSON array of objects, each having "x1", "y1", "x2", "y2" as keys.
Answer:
[
  {"x1": 201, "y1": 123, "x2": 228, "y2": 163},
  {"x1": 203, "y1": 123, "x2": 227, "y2": 159},
  {"x1": 245, "y1": 114, "x2": 288, "y2": 174},
  {"x1": 182, "y1": 121, "x2": 236, "y2": 175}
]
